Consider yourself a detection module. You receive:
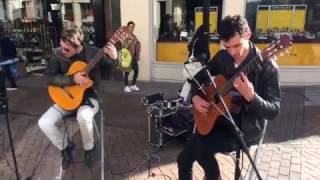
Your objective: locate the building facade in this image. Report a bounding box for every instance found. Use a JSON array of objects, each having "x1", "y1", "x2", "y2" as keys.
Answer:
[{"x1": 120, "y1": 0, "x2": 320, "y2": 85}]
